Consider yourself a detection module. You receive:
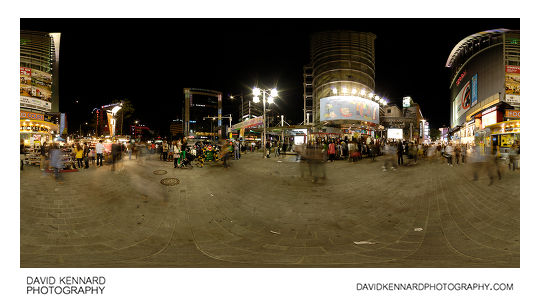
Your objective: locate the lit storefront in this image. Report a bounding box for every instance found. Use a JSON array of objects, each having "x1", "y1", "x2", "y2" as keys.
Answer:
[
  {"x1": 20, "y1": 111, "x2": 58, "y2": 146},
  {"x1": 446, "y1": 29, "x2": 519, "y2": 147}
]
